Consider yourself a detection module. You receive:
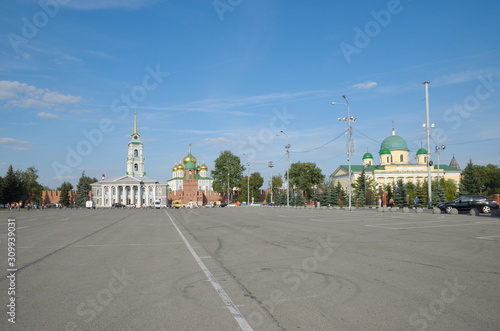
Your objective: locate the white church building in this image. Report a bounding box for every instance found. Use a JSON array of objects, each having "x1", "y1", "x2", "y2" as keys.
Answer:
[{"x1": 90, "y1": 113, "x2": 168, "y2": 207}]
